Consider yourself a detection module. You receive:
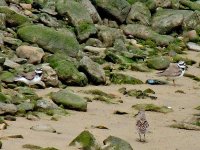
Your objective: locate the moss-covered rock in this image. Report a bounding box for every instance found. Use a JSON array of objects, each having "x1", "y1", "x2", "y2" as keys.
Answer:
[
  {"x1": 147, "y1": 56, "x2": 170, "y2": 70},
  {"x1": 132, "y1": 103, "x2": 173, "y2": 113},
  {"x1": 79, "y1": 56, "x2": 106, "y2": 84},
  {"x1": 126, "y1": 2, "x2": 151, "y2": 25},
  {"x1": 95, "y1": 0, "x2": 131, "y2": 23},
  {"x1": 17, "y1": 24, "x2": 80, "y2": 57},
  {"x1": 110, "y1": 73, "x2": 143, "y2": 85},
  {"x1": 122, "y1": 24, "x2": 175, "y2": 46},
  {"x1": 0, "y1": 6, "x2": 30, "y2": 26},
  {"x1": 46, "y1": 53, "x2": 88, "y2": 86},
  {"x1": 0, "y1": 71, "x2": 15, "y2": 83},
  {"x1": 56, "y1": 0, "x2": 96, "y2": 41},
  {"x1": 0, "y1": 92, "x2": 9, "y2": 103},
  {"x1": 103, "y1": 136, "x2": 133, "y2": 150},
  {"x1": 17, "y1": 102, "x2": 35, "y2": 112},
  {"x1": 69, "y1": 130, "x2": 99, "y2": 150},
  {"x1": 16, "y1": 87, "x2": 40, "y2": 101},
  {"x1": 51, "y1": 89, "x2": 87, "y2": 111}
]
